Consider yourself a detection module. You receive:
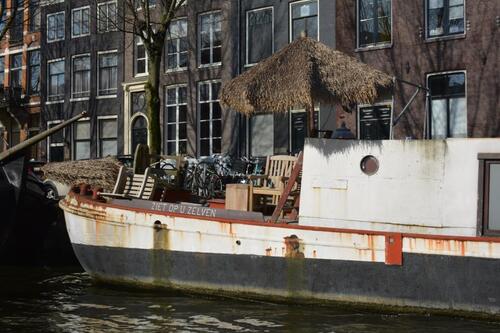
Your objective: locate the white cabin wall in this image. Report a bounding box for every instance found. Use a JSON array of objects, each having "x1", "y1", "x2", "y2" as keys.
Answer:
[{"x1": 299, "y1": 139, "x2": 500, "y2": 236}]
